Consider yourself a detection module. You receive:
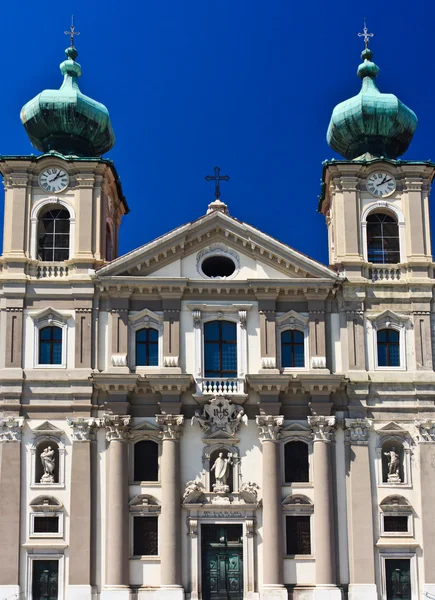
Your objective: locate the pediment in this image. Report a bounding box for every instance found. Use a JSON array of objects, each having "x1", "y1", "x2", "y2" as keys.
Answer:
[
  {"x1": 32, "y1": 421, "x2": 64, "y2": 435},
  {"x1": 282, "y1": 421, "x2": 311, "y2": 433},
  {"x1": 131, "y1": 420, "x2": 160, "y2": 433},
  {"x1": 31, "y1": 307, "x2": 67, "y2": 325},
  {"x1": 377, "y1": 422, "x2": 408, "y2": 433},
  {"x1": 97, "y1": 210, "x2": 337, "y2": 282}
]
